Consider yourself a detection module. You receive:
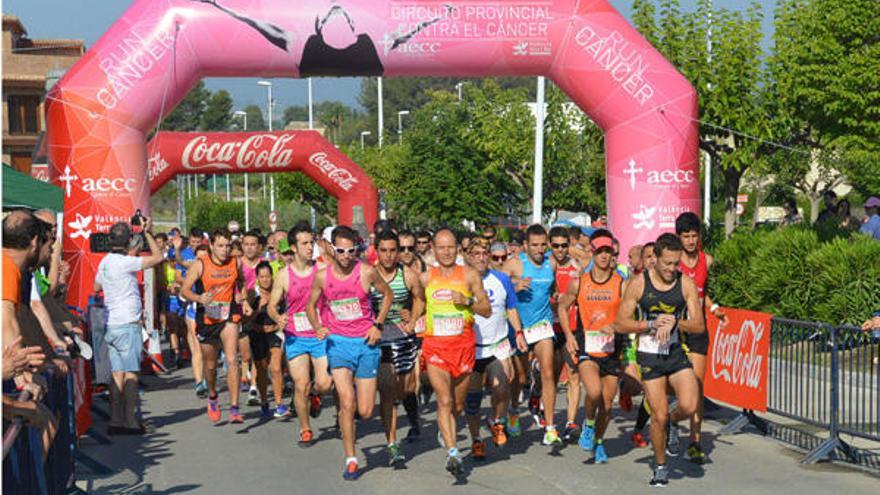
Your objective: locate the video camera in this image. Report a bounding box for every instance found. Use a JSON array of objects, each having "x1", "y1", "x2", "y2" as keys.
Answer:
[{"x1": 89, "y1": 209, "x2": 150, "y2": 254}]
